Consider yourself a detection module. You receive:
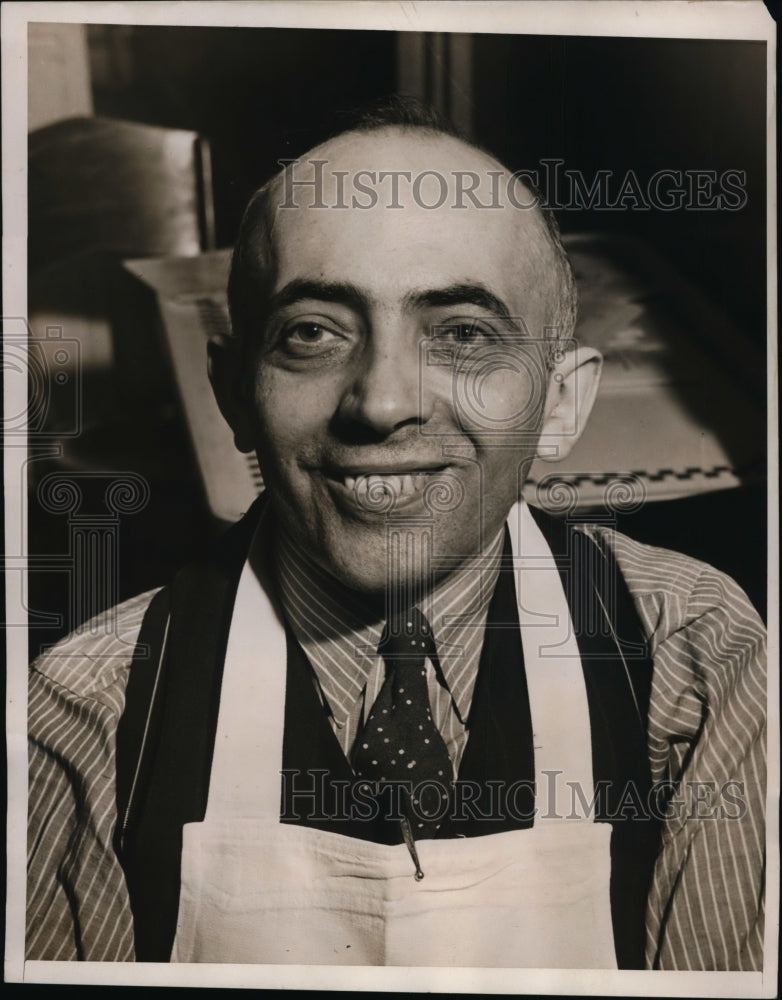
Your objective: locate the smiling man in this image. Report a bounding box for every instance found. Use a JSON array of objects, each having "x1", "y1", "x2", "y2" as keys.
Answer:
[{"x1": 27, "y1": 99, "x2": 766, "y2": 971}]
